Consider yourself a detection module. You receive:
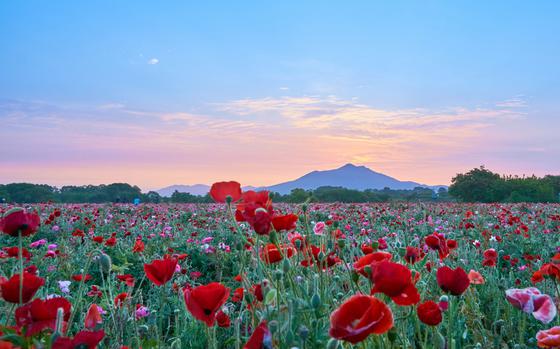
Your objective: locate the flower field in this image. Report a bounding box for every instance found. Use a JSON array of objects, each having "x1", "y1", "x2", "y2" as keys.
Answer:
[{"x1": 1, "y1": 182, "x2": 560, "y2": 348}]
